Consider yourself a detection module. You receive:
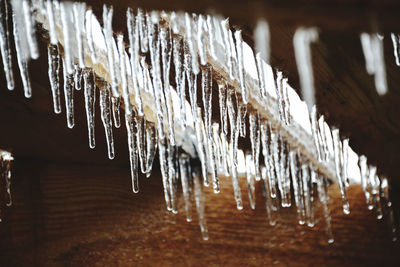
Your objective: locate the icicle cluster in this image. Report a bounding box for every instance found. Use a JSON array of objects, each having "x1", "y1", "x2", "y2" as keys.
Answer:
[
  {"x1": 0, "y1": 150, "x2": 13, "y2": 222},
  {"x1": 0, "y1": 0, "x2": 396, "y2": 242}
]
